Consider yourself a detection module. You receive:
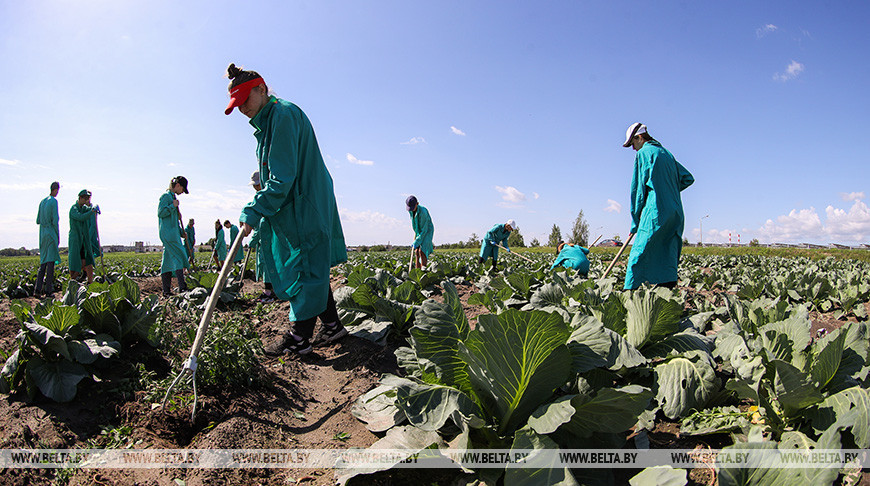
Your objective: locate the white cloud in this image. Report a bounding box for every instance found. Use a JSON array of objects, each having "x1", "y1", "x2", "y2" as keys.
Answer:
[
  {"x1": 185, "y1": 190, "x2": 251, "y2": 212},
  {"x1": 758, "y1": 207, "x2": 823, "y2": 241},
  {"x1": 756, "y1": 24, "x2": 778, "y2": 37},
  {"x1": 840, "y1": 191, "x2": 865, "y2": 202},
  {"x1": 709, "y1": 229, "x2": 740, "y2": 244},
  {"x1": 338, "y1": 208, "x2": 402, "y2": 228},
  {"x1": 773, "y1": 60, "x2": 804, "y2": 82},
  {"x1": 0, "y1": 158, "x2": 21, "y2": 166},
  {"x1": 495, "y1": 186, "x2": 526, "y2": 205},
  {"x1": 400, "y1": 137, "x2": 427, "y2": 145},
  {"x1": 533, "y1": 192, "x2": 540, "y2": 200},
  {"x1": 450, "y1": 126, "x2": 466, "y2": 136},
  {"x1": 604, "y1": 199, "x2": 622, "y2": 213},
  {"x1": 824, "y1": 200, "x2": 870, "y2": 242},
  {"x1": 346, "y1": 153, "x2": 374, "y2": 166},
  {"x1": 167, "y1": 162, "x2": 178, "y2": 167},
  {"x1": 756, "y1": 200, "x2": 870, "y2": 244},
  {"x1": 0, "y1": 182, "x2": 45, "y2": 191}
]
